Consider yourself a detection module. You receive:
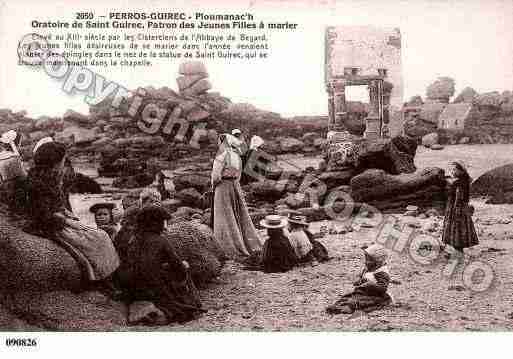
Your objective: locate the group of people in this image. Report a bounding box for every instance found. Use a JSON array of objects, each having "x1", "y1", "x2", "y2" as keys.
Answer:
[
  {"x1": 210, "y1": 129, "x2": 330, "y2": 271},
  {"x1": 0, "y1": 126, "x2": 480, "y2": 323}
]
